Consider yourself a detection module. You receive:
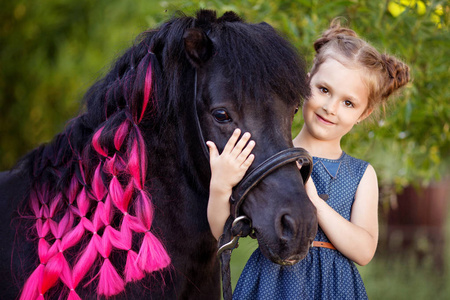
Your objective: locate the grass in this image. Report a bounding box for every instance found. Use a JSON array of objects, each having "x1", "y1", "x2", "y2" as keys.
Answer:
[{"x1": 358, "y1": 254, "x2": 450, "y2": 299}]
